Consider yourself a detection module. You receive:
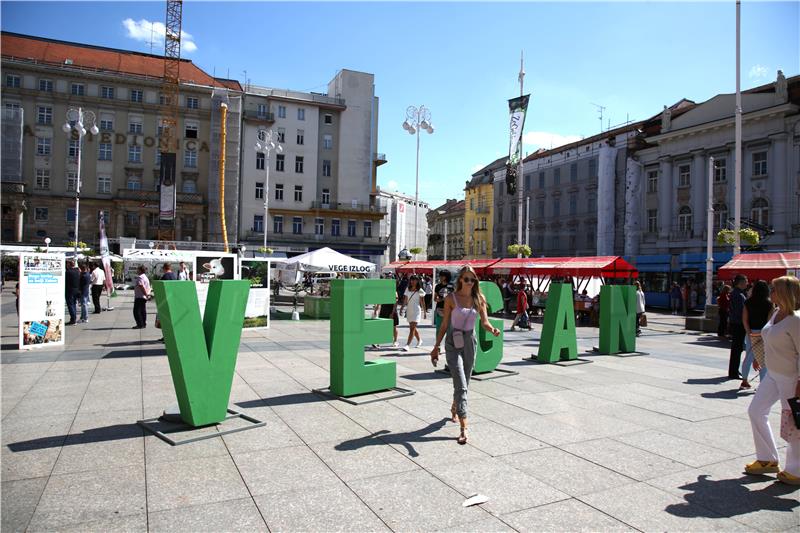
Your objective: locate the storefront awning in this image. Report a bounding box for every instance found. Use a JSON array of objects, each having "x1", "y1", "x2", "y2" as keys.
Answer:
[{"x1": 717, "y1": 252, "x2": 800, "y2": 281}]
